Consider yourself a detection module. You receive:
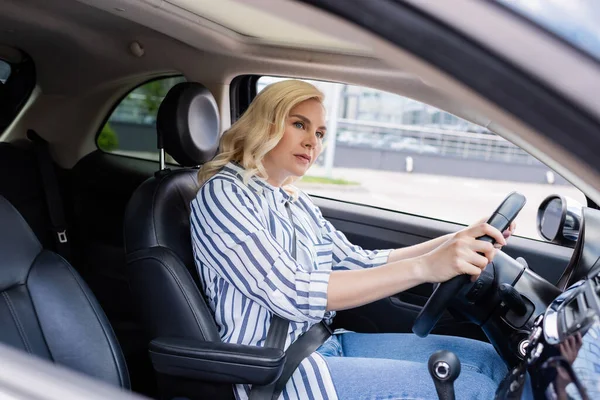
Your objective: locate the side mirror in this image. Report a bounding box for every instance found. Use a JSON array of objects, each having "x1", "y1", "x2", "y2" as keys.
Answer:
[{"x1": 537, "y1": 195, "x2": 583, "y2": 247}]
